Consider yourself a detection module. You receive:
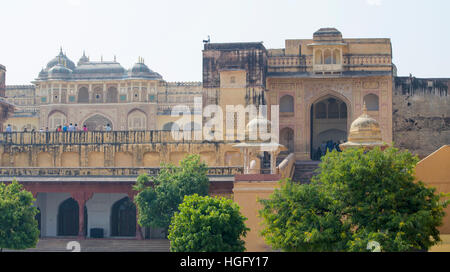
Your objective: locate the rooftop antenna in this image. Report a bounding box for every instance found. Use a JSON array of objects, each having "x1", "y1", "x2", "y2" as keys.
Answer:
[{"x1": 203, "y1": 35, "x2": 210, "y2": 44}]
